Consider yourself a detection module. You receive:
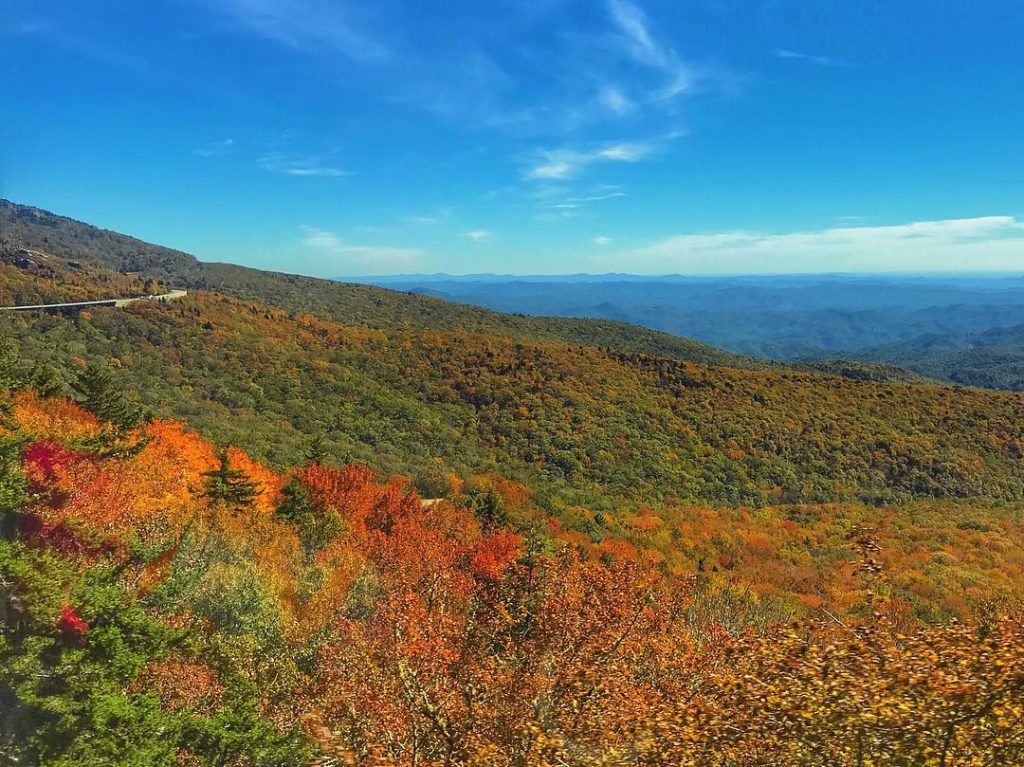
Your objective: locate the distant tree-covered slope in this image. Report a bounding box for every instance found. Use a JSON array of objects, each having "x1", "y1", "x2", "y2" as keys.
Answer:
[
  {"x1": 859, "y1": 323, "x2": 1024, "y2": 390},
  {"x1": 3, "y1": 284, "x2": 1024, "y2": 513},
  {"x1": 0, "y1": 200, "x2": 759, "y2": 369},
  {"x1": 364, "y1": 274, "x2": 1024, "y2": 362}
]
